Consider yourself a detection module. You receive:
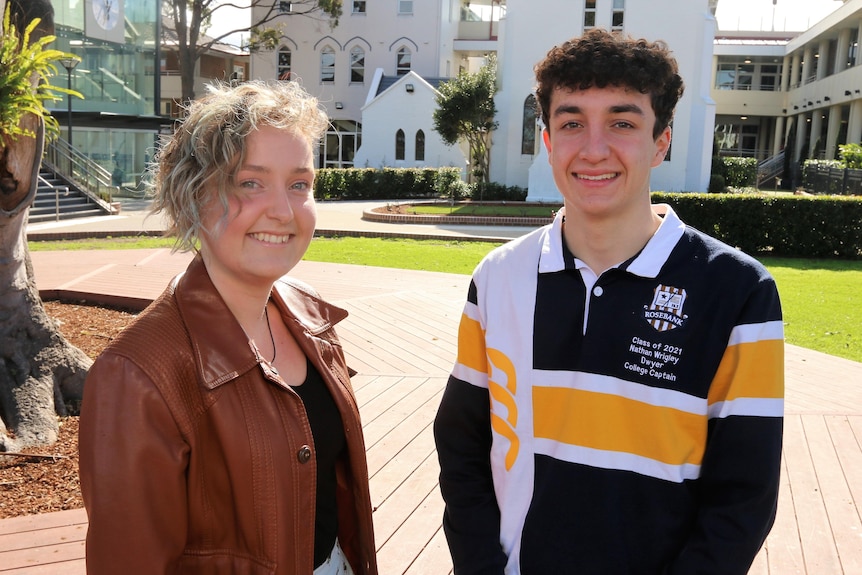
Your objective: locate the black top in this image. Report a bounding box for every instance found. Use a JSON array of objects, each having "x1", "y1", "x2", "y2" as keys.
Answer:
[{"x1": 292, "y1": 358, "x2": 346, "y2": 568}]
